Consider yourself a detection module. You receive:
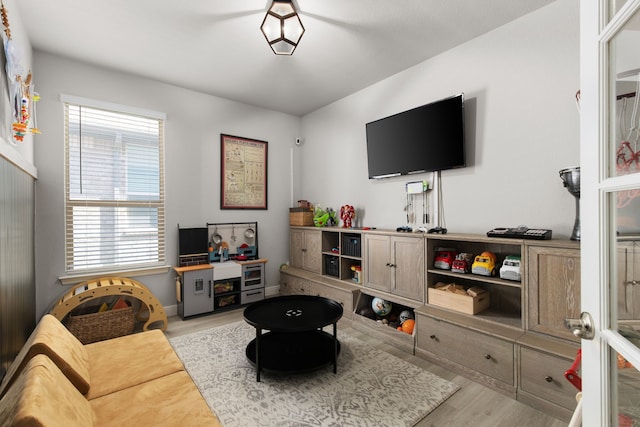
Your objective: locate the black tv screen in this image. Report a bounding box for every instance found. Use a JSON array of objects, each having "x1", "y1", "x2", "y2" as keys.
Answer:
[
  {"x1": 366, "y1": 93, "x2": 465, "y2": 179},
  {"x1": 178, "y1": 227, "x2": 209, "y2": 256}
]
